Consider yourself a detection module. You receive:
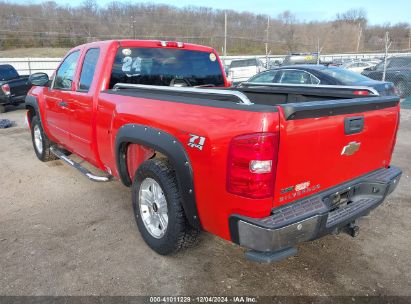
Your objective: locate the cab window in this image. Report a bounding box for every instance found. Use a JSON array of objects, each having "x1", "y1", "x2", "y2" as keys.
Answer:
[
  {"x1": 54, "y1": 51, "x2": 80, "y2": 90},
  {"x1": 78, "y1": 48, "x2": 100, "y2": 91},
  {"x1": 109, "y1": 47, "x2": 224, "y2": 88}
]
